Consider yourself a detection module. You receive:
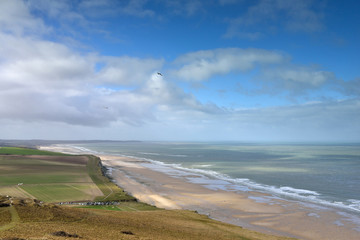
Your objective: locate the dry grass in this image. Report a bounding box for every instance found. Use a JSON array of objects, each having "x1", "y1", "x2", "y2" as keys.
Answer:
[
  {"x1": 0, "y1": 208, "x2": 11, "y2": 226},
  {"x1": 0, "y1": 200, "x2": 295, "y2": 240},
  {"x1": 0, "y1": 186, "x2": 35, "y2": 199}
]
